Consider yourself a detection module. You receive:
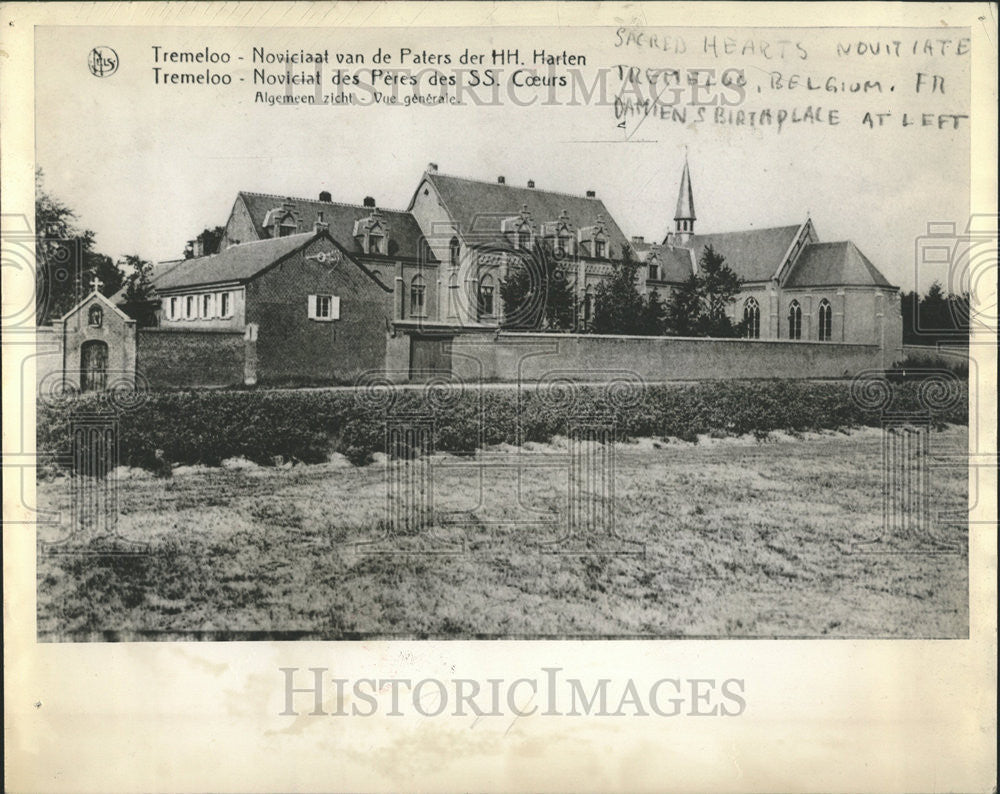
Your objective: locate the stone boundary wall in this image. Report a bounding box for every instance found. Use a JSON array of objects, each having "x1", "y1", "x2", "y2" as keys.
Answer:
[
  {"x1": 451, "y1": 331, "x2": 891, "y2": 382},
  {"x1": 137, "y1": 328, "x2": 254, "y2": 389}
]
